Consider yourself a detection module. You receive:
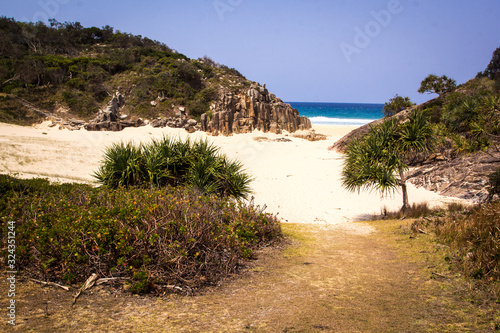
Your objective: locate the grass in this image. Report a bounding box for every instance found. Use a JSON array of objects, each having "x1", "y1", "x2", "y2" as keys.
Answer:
[
  {"x1": 376, "y1": 201, "x2": 470, "y2": 220},
  {"x1": 7, "y1": 221, "x2": 499, "y2": 332},
  {"x1": 413, "y1": 202, "x2": 500, "y2": 287},
  {"x1": 378, "y1": 200, "x2": 500, "y2": 297}
]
